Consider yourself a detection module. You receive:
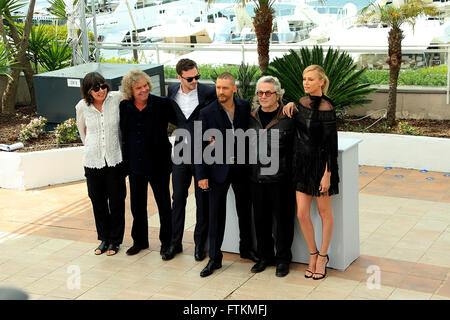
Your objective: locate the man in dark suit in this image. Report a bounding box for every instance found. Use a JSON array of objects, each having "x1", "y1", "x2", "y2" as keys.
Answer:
[
  {"x1": 162, "y1": 59, "x2": 216, "y2": 261},
  {"x1": 196, "y1": 72, "x2": 258, "y2": 277},
  {"x1": 119, "y1": 69, "x2": 177, "y2": 256}
]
